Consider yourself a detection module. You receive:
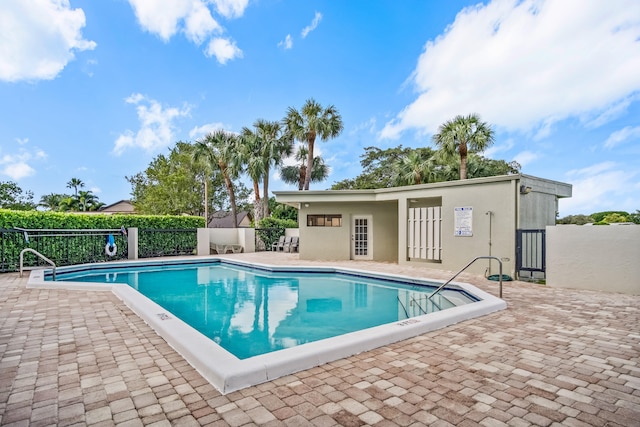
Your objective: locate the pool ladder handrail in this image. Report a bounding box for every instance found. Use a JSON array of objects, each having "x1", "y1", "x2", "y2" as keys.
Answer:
[
  {"x1": 428, "y1": 256, "x2": 503, "y2": 300},
  {"x1": 20, "y1": 248, "x2": 56, "y2": 281}
]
